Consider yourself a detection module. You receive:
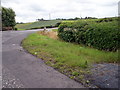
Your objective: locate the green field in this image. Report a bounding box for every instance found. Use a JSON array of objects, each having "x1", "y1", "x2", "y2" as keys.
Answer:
[
  {"x1": 22, "y1": 33, "x2": 118, "y2": 67},
  {"x1": 15, "y1": 19, "x2": 100, "y2": 30},
  {"x1": 15, "y1": 20, "x2": 62, "y2": 30},
  {"x1": 22, "y1": 32, "x2": 118, "y2": 85}
]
